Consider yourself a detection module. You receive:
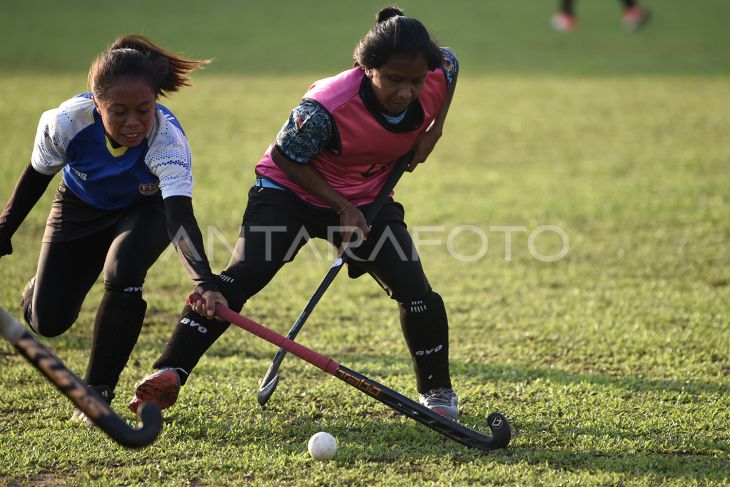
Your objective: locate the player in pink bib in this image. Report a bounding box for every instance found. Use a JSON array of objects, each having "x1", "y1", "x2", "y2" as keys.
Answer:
[{"x1": 130, "y1": 7, "x2": 462, "y2": 419}]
